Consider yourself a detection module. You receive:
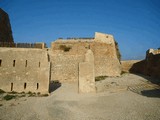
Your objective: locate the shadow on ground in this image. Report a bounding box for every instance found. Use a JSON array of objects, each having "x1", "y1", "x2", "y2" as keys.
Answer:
[
  {"x1": 129, "y1": 73, "x2": 160, "y2": 98},
  {"x1": 49, "y1": 80, "x2": 61, "y2": 93},
  {"x1": 141, "y1": 89, "x2": 160, "y2": 98}
]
